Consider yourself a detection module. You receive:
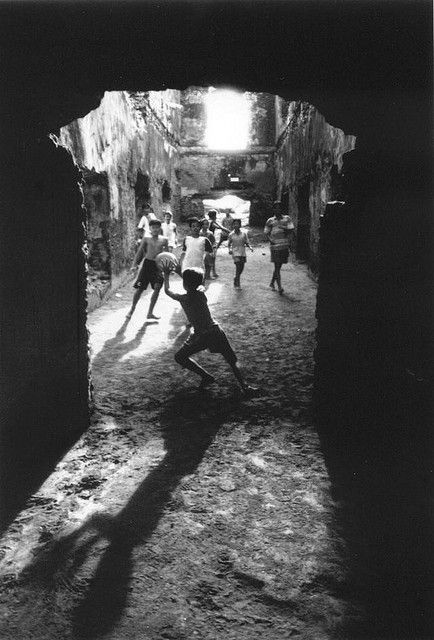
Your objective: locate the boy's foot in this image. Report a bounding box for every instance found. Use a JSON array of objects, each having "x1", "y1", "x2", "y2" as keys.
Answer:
[
  {"x1": 146, "y1": 313, "x2": 160, "y2": 320},
  {"x1": 212, "y1": 273, "x2": 219, "y2": 278},
  {"x1": 269, "y1": 283, "x2": 276, "y2": 290},
  {"x1": 278, "y1": 288, "x2": 284, "y2": 295},
  {"x1": 198, "y1": 374, "x2": 215, "y2": 390}
]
